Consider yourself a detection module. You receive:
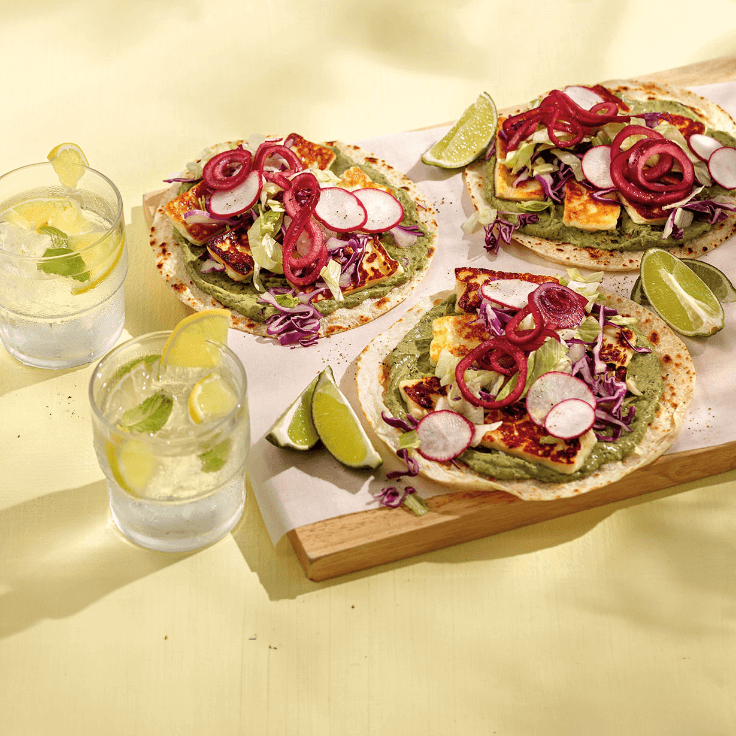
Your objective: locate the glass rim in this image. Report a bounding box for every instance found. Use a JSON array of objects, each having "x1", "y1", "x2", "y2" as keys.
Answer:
[
  {"x1": 0, "y1": 161, "x2": 124, "y2": 260},
  {"x1": 88, "y1": 330, "x2": 248, "y2": 444}
]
